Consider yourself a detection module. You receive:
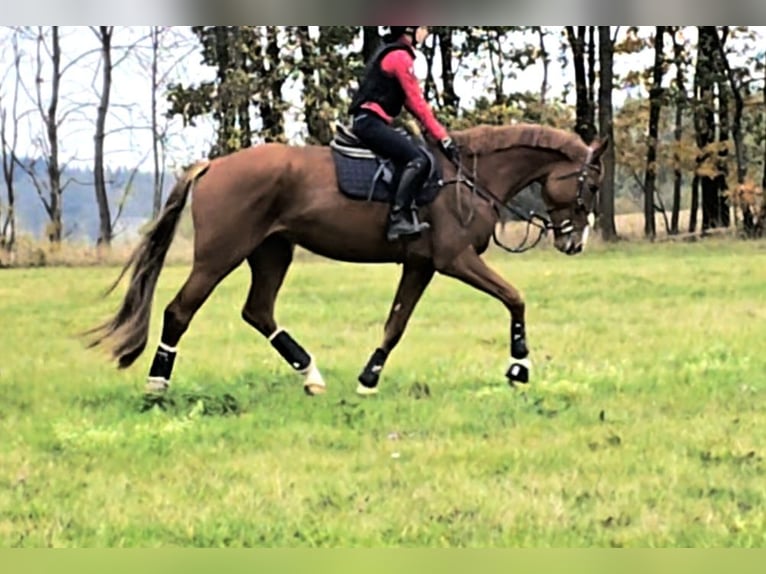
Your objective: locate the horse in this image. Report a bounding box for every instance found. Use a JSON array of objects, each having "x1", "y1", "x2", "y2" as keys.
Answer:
[{"x1": 86, "y1": 121, "x2": 607, "y2": 397}]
